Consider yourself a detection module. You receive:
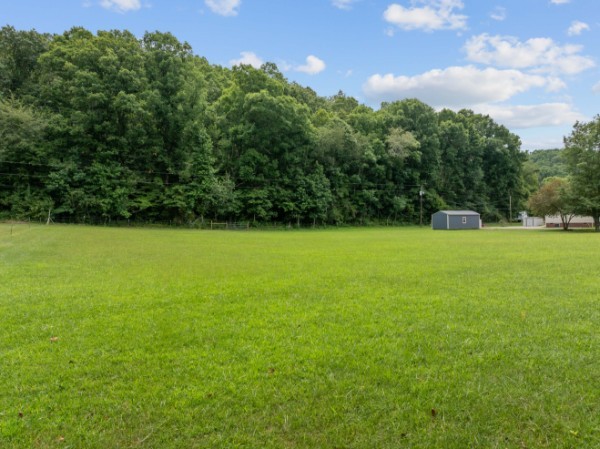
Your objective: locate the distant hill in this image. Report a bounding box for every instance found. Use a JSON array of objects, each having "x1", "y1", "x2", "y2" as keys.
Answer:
[{"x1": 528, "y1": 149, "x2": 568, "y2": 183}]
